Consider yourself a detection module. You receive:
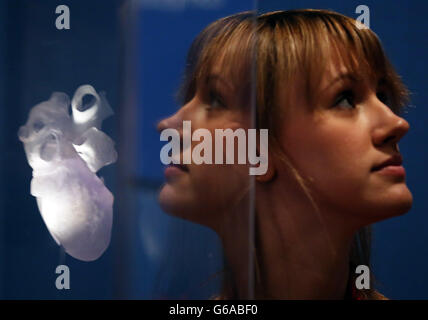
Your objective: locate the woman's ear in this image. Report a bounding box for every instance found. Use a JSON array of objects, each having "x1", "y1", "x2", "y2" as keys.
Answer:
[{"x1": 256, "y1": 149, "x2": 276, "y2": 183}]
